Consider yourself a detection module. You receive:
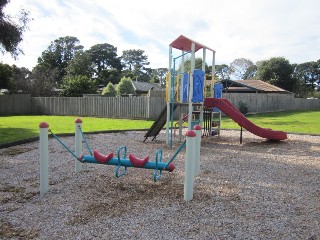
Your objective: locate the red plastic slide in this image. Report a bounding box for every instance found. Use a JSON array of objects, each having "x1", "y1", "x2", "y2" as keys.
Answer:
[{"x1": 204, "y1": 98, "x2": 287, "y2": 140}]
